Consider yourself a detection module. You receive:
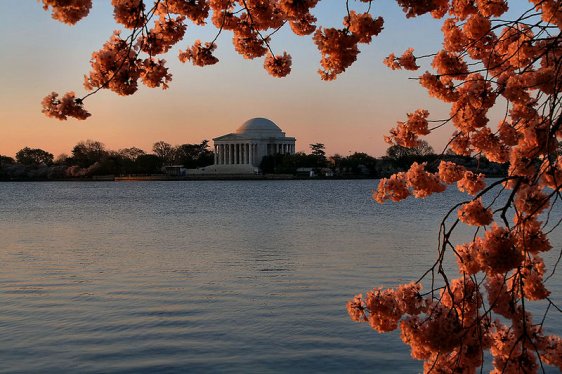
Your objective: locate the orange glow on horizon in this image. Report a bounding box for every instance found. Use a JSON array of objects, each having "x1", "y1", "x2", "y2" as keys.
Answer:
[{"x1": 0, "y1": 1, "x2": 452, "y2": 159}]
